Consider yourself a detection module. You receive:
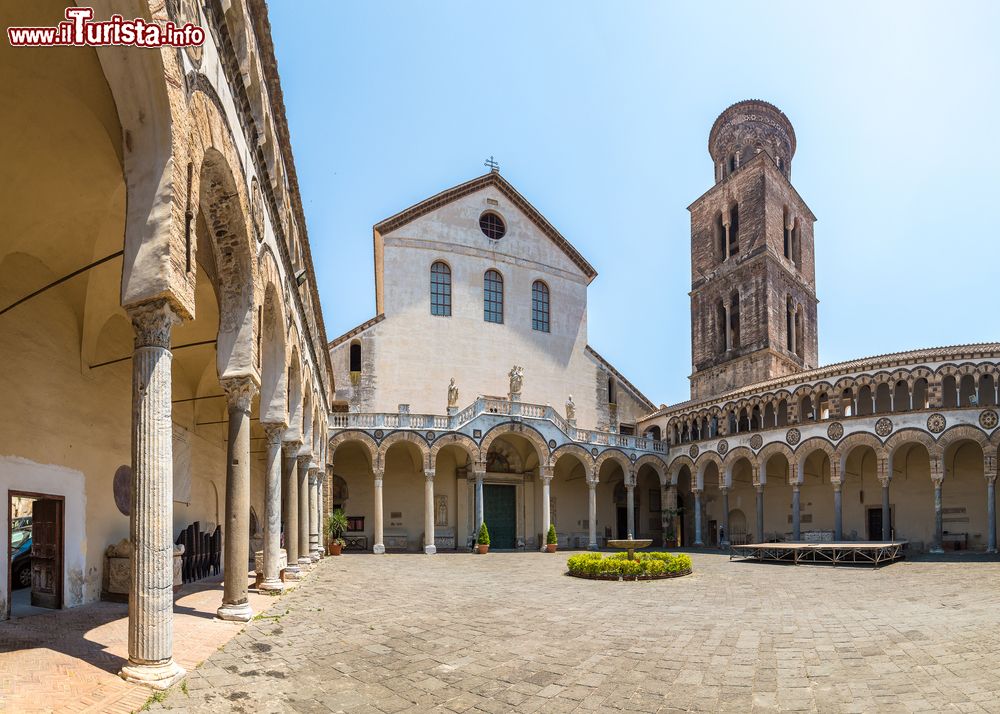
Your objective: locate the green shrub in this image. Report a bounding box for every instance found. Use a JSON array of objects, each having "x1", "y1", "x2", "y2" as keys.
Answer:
[
  {"x1": 565, "y1": 551, "x2": 692, "y2": 579},
  {"x1": 477, "y1": 522, "x2": 490, "y2": 546},
  {"x1": 546, "y1": 523, "x2": 558, "y2": 545}
]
